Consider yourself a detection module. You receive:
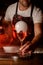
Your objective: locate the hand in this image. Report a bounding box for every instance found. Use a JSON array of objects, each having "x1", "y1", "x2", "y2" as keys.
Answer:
[{"x1": 18, "y1": 41, "x2": 34, "y2": 57}]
